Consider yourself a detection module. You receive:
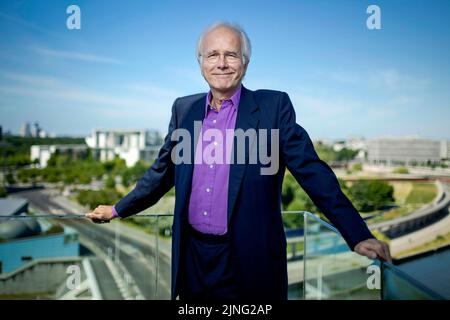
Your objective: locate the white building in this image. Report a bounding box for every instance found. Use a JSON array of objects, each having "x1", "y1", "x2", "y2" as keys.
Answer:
[
  {"x1": 366, "y1": 137, "x2": 449, "y2": 165},
  {"x1": 31, "y1": 144, "x2": 88, "y2": 168},
  {"x1": 85, "y1": 129, "x2": 162, "y2": 167}
]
